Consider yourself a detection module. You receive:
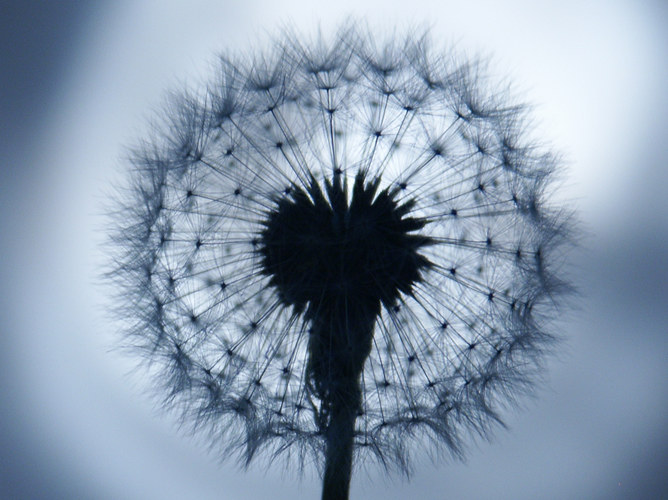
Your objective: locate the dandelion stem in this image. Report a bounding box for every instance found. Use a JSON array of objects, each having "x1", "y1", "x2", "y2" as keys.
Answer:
[
  {"x1": 309, "y1": 308, "x2": 375, "y2": 500},
  {"x1": 322, "y1": 395, "x2": 357, "y2": 500}
]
